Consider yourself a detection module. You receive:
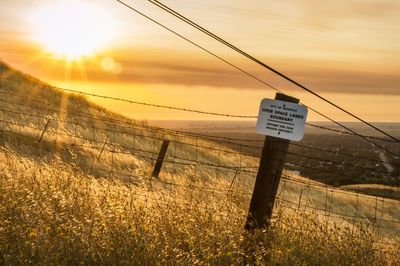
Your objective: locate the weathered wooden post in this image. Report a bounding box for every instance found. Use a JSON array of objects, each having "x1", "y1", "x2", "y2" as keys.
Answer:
[
  {"x1": 38, "y1": 118, "x2": 51, "y2": 144},
  {"x1": 245, "y1": 93, "x2": 307, "y2": 230},
  {"x1": 152, "y1": 140, "x2": 170, "y2": 178},
  {"x1": 97, "y1": 136, "x2": 109, "y2": 160}
]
